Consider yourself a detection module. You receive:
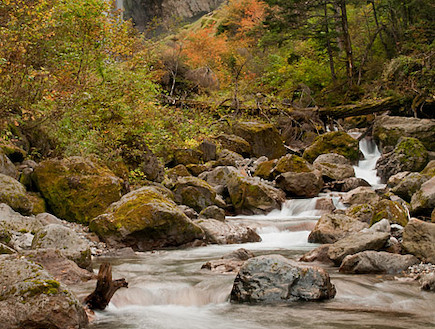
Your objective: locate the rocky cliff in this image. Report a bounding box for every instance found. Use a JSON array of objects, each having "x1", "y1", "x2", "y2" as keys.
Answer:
[{"x1": 123, "y1": 0, "x2": 224, "y2": 30}]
